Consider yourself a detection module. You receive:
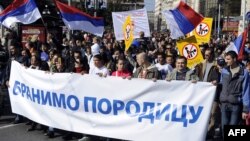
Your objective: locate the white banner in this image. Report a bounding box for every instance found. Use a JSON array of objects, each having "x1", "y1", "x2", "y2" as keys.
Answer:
[
  {"x1": 9, "y1": 61, "x2": 216, "y2": 141},
  {"x1": 112, "y1": 8, "x2": 150, "y2": 40}
]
